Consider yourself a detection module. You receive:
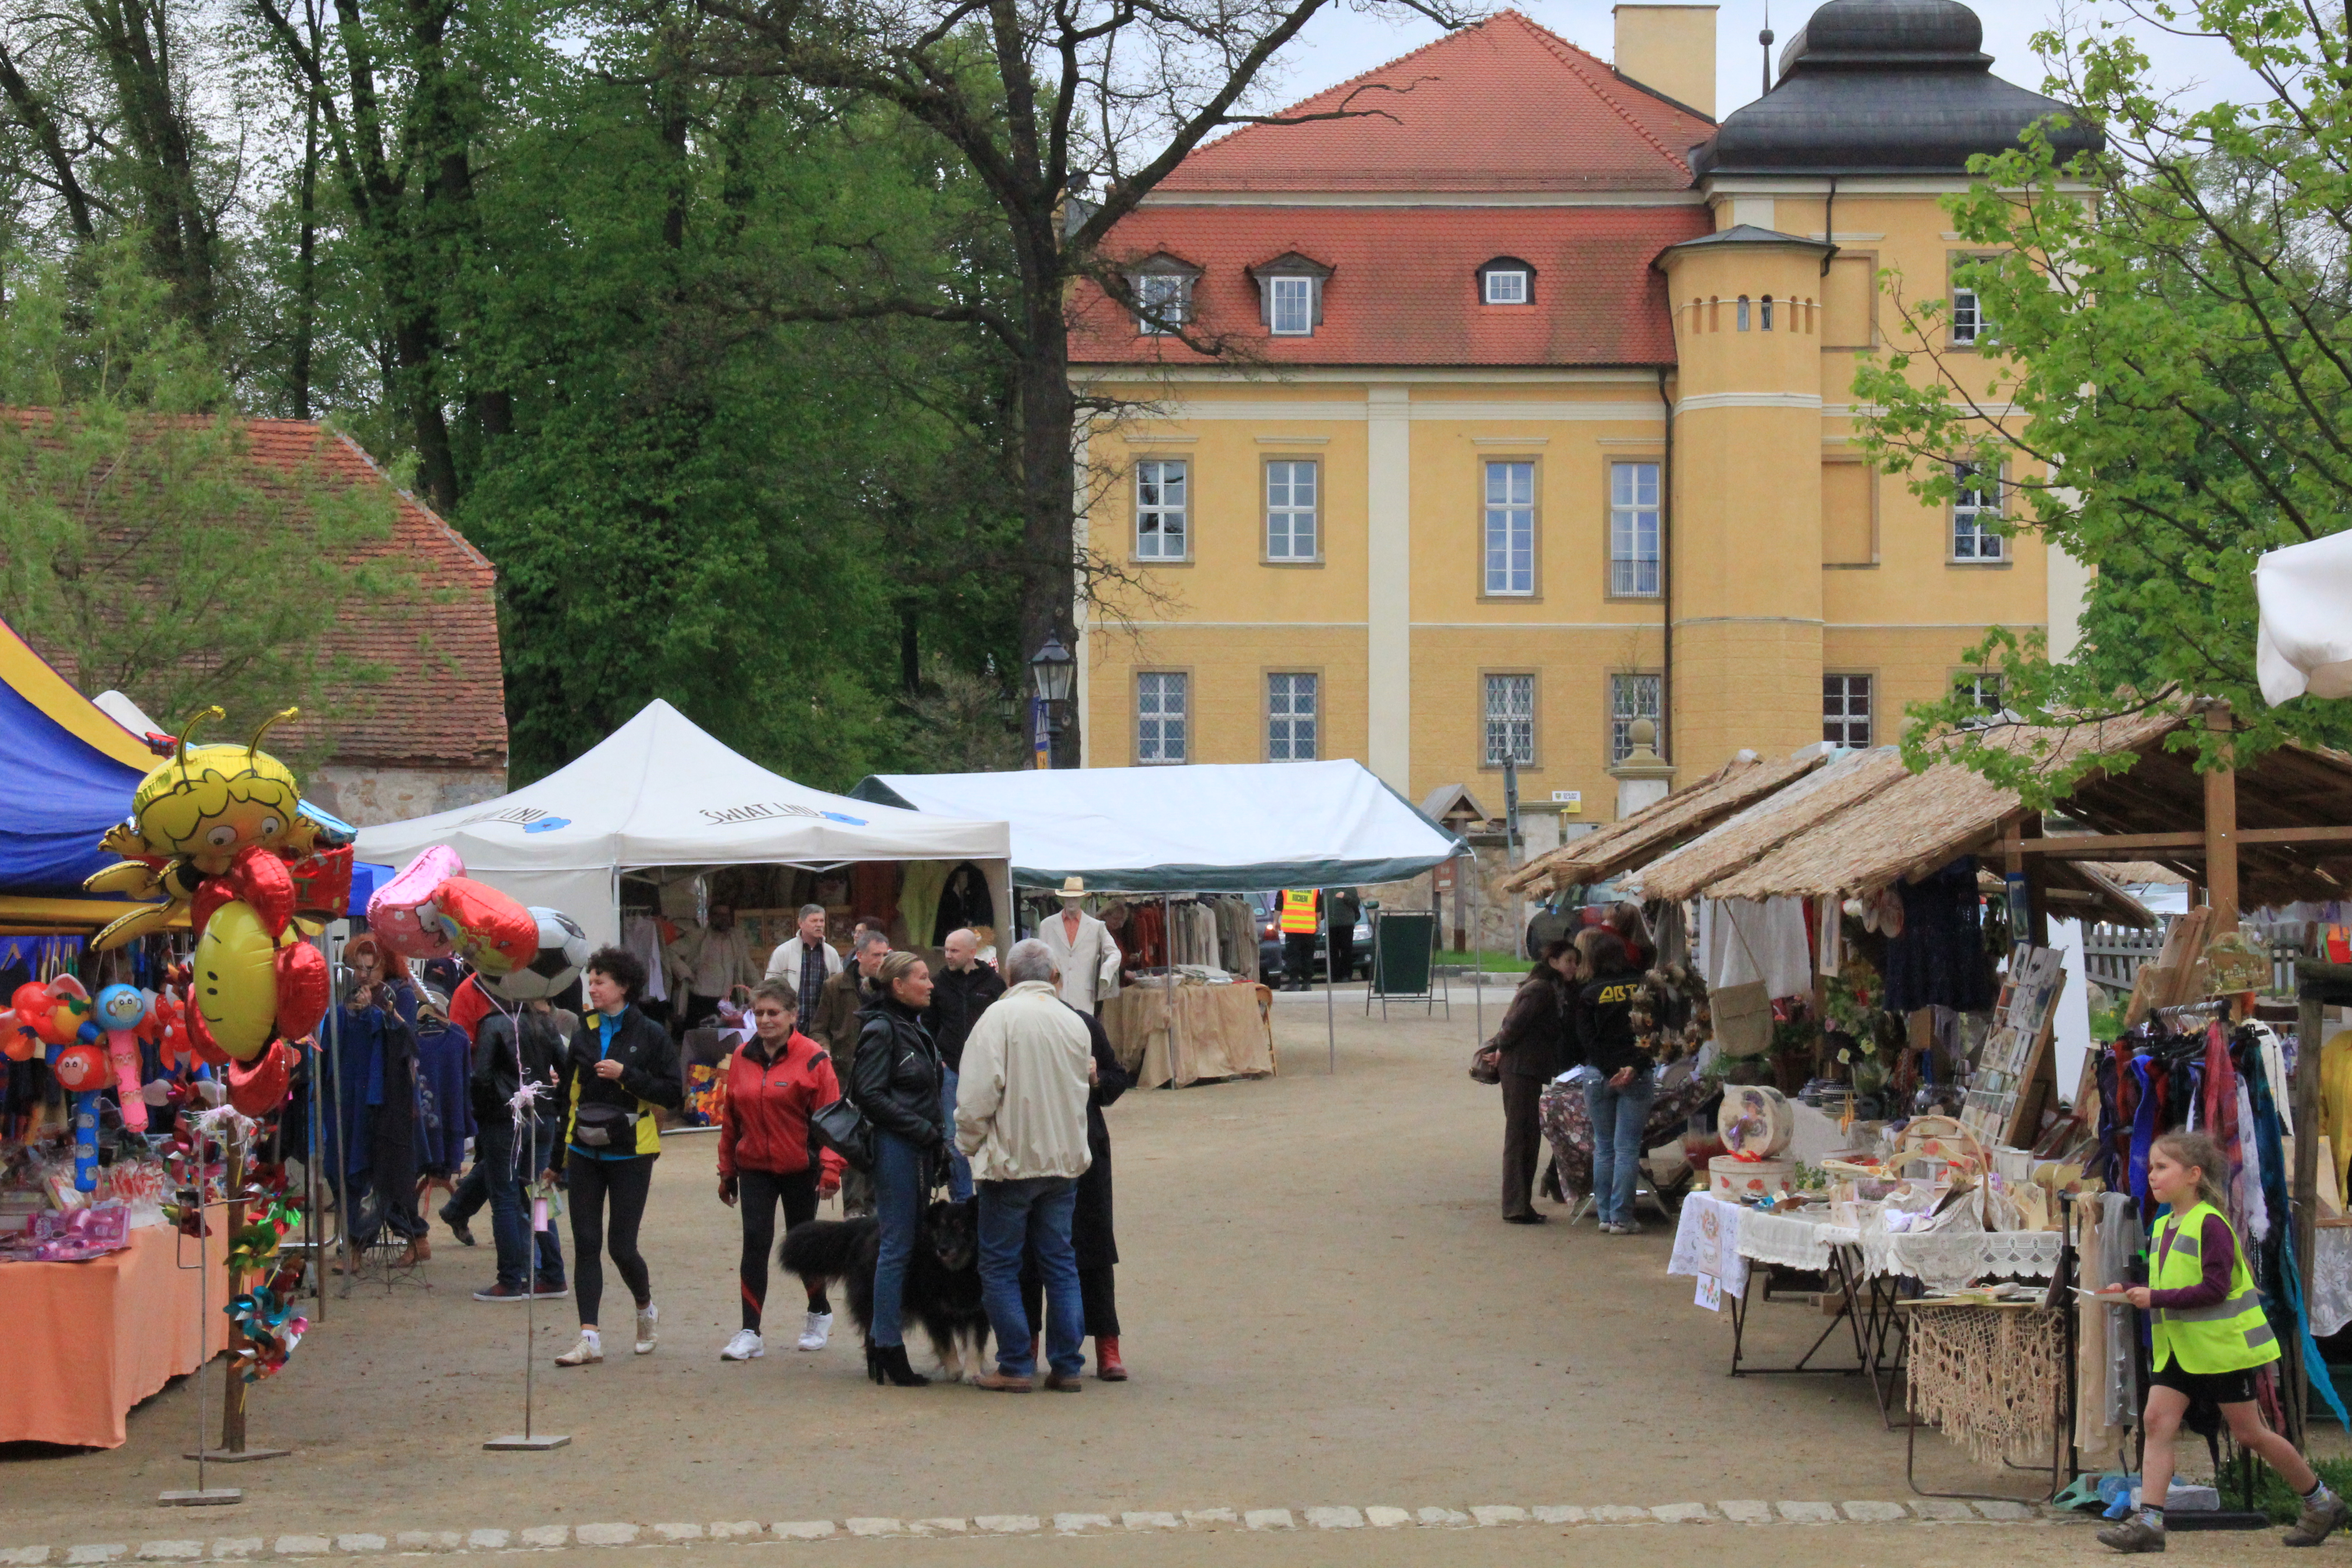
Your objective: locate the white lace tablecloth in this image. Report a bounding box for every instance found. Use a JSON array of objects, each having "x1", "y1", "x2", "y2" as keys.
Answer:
[
  {"x1": 1860, "y1": 1229, "x2": 2064, "y2": 1293},
  {"x1": 1733, "y1": 1208, "x2": 1862, "y2": 1271},
  {"x1": 2313, "y1": 1228, "x2": 2352, "y2": 1338}
]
